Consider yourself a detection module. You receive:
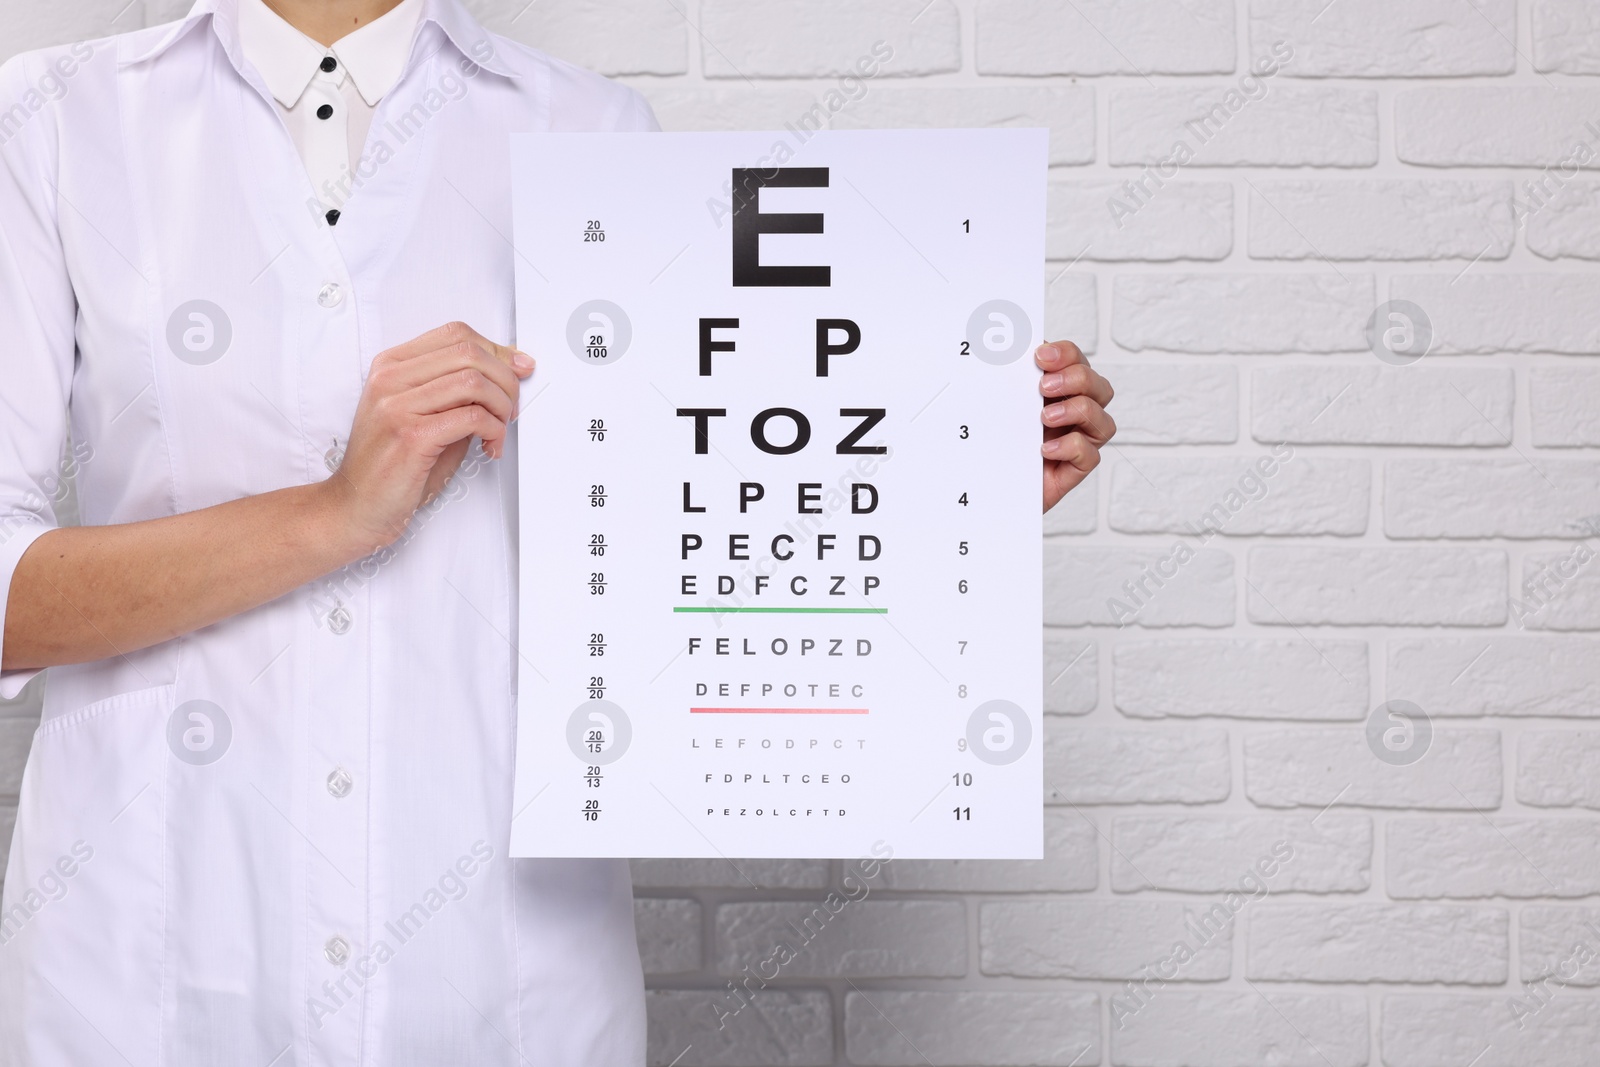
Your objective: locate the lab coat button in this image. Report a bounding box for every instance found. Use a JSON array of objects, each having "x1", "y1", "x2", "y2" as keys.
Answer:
[
  {"x1": 326, "y1": 603, "x2": 353, "y2": 635},
  {"x1": 327, "y1": 767, "x2": 354, "y2": 799}
]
